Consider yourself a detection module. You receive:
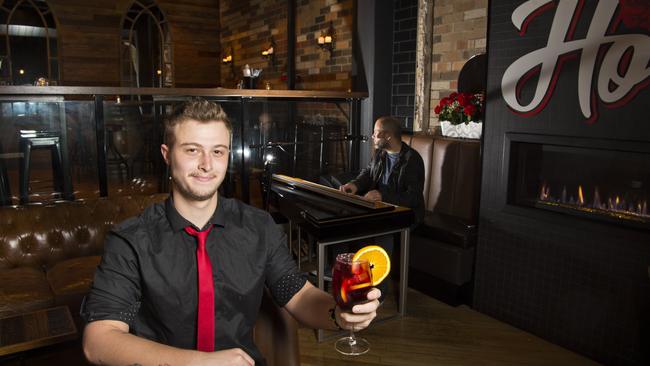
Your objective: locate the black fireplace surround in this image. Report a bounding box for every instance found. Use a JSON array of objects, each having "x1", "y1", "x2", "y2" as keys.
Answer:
[
  {"x1": 477, "y1": 131, "x2": 650, "y2": 366},
  {"x1": 475, "y1": 2, "x2": 650, "y2": 365}
]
